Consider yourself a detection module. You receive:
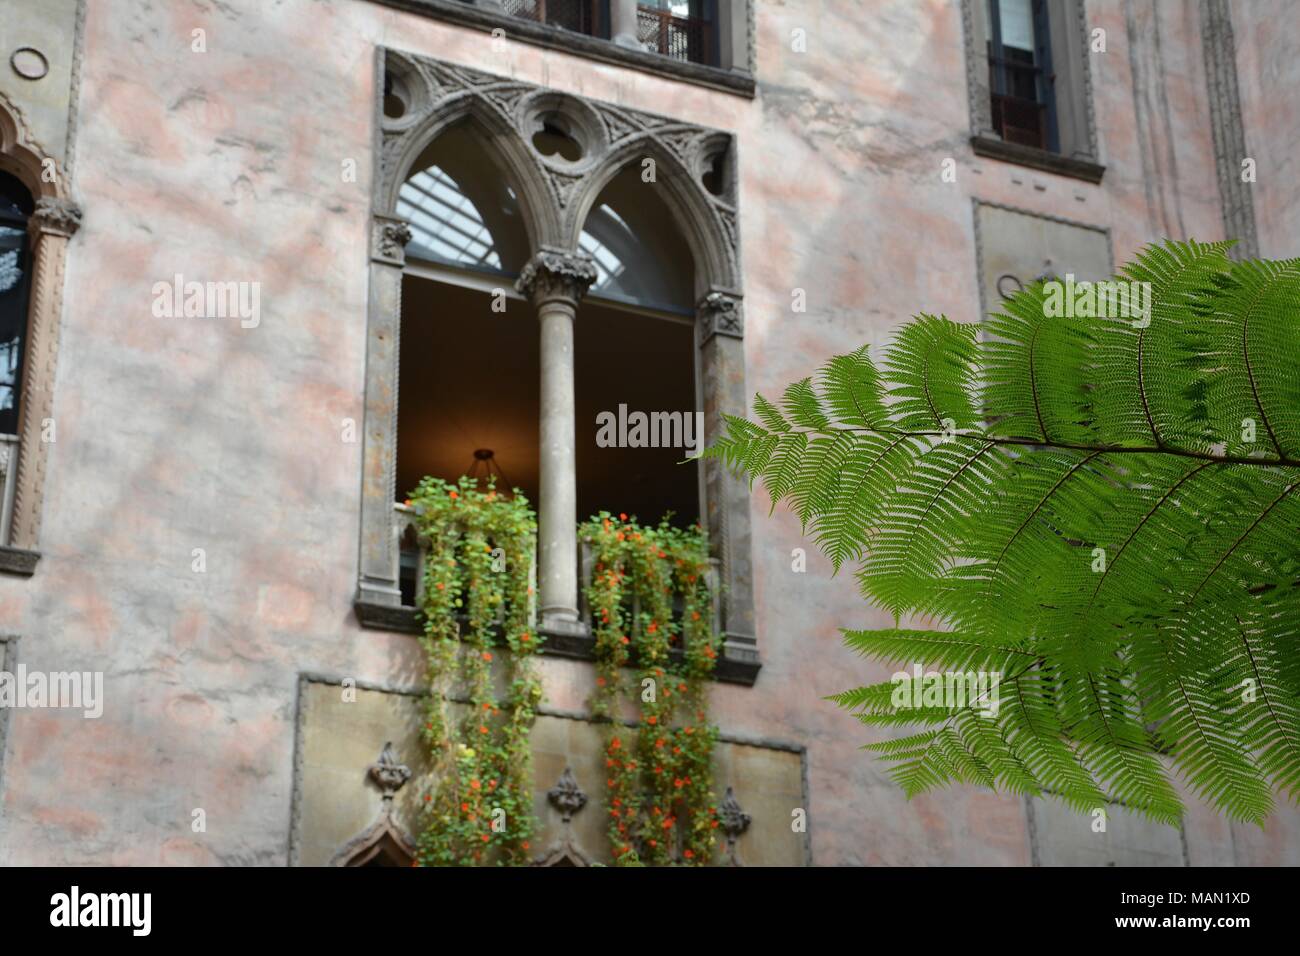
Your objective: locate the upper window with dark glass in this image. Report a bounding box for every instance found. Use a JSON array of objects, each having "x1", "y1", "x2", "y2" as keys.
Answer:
[
  {"x1": 0, "y1": 171, "x2": 34, "y2": 437},
  {"x1": 985, "y1": 0, "x2": 1059, "y2": 152},
  {"x1": 636, "y1": 1, "x2": 718, "y2": 66}
]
